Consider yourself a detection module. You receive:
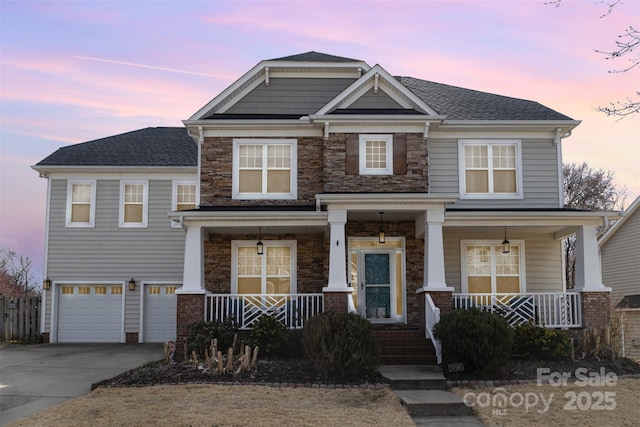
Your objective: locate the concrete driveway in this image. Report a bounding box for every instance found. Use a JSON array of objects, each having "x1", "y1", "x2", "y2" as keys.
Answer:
[{"x1": 0, "y1": 343, "x2": 163, "y2": 426}]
